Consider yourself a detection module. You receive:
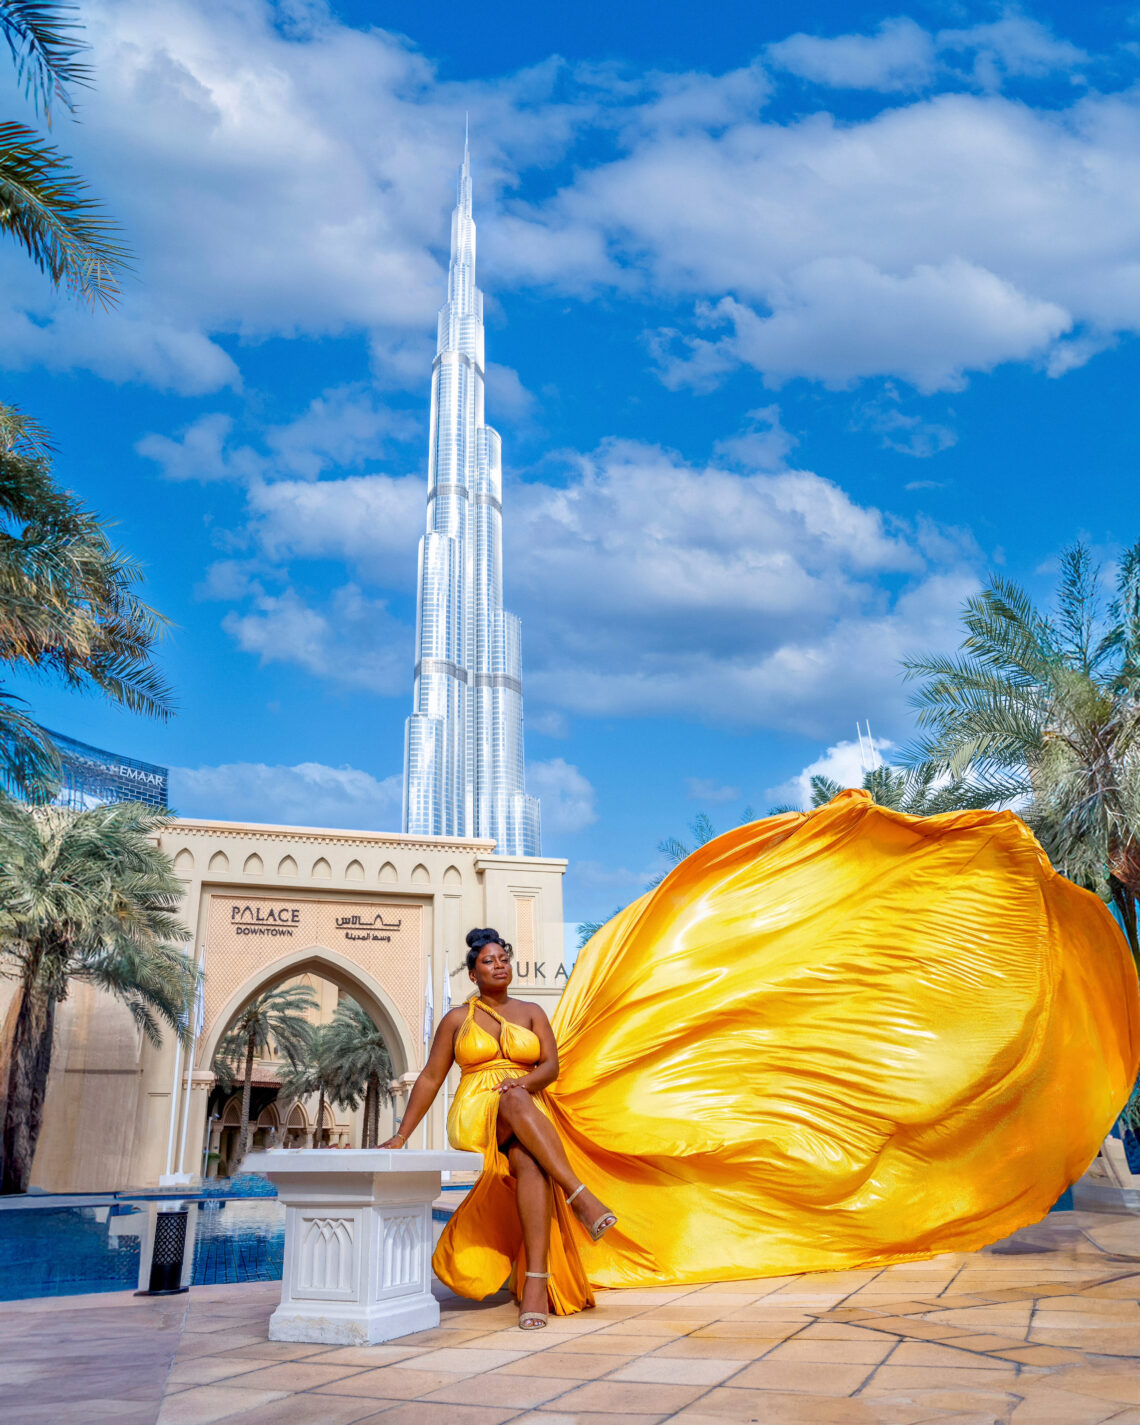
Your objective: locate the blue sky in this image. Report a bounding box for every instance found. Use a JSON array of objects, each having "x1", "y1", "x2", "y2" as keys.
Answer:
[{"x1": 5, "y1": 0, "x2": 1140, "y2": 923}]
